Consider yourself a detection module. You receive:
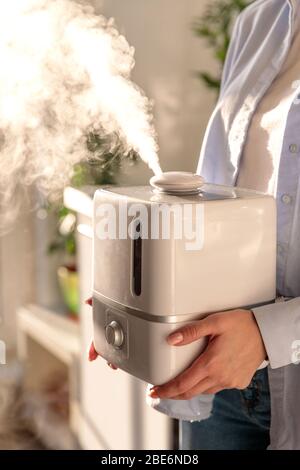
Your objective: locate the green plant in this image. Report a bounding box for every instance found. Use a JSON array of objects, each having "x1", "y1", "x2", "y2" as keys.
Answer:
[
  {"x1": 193, "y1": 0, "x2": 253, "y2": 92},
  {"x1": 72, "y1": 132, "x2": 138, "y2": 187},
  {"x1": 48, "y1": 131, "x2": 138, "y2": 262},
  {"x1": 47, "y1": 205, "x2": 77, "y2": 260}
]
